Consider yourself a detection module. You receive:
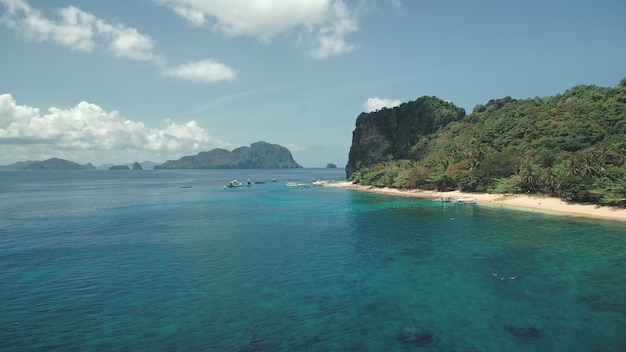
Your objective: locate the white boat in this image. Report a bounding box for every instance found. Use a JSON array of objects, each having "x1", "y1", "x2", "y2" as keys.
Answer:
[{"x1": 225, "y1": 180, "x2": 243, "y2": 188}]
